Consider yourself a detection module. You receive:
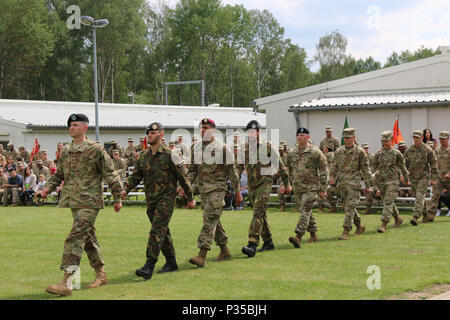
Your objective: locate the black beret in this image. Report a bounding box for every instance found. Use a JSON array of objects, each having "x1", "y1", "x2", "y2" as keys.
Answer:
[
  {"x1": 200, "y1": 118, "x2": 216, "y2": 128},
  {"x1": 67, "y1": 113, "x2": 89, "y2": 127},
  {"x1": 145, "y1": 122, "x2": 163, "y2": 134},
  {"x1": 296, "y1": 127, "x2": 309, "y2": 135},
  {"x1": 246, "y1": 120, "x2": 261, "y2": 131}
]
